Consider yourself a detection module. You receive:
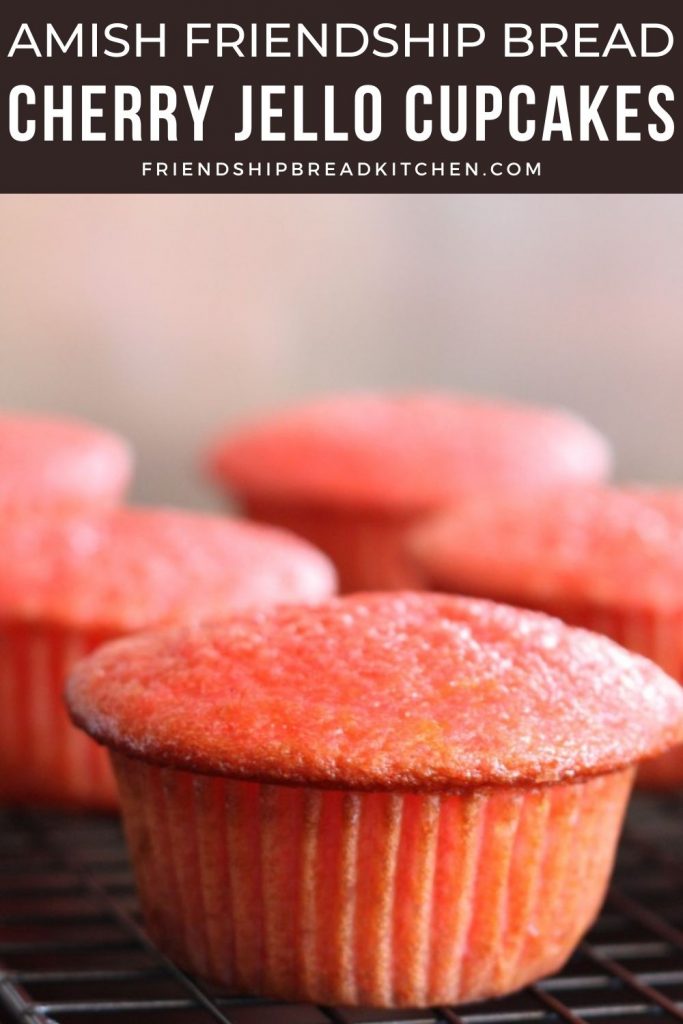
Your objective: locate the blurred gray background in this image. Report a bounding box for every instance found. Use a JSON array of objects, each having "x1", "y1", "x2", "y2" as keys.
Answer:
[{"x1": 1, "y1": 194, "x2": 680, "y2": 508}]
